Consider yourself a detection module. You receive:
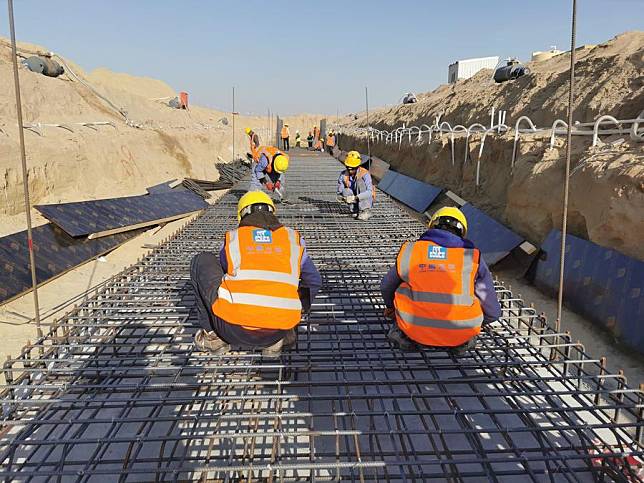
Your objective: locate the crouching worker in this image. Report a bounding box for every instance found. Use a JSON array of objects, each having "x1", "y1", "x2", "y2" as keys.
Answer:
[
  {"x1": 190, "y1": 191, "x2": 321, "y2": 357},
  {"x1": 380, "y1": 207, "x2": 501, "y2": 355},
  {"x1": 337, "y1": 151, "x2": 375, "y2": 220},
  {"x1": 250, "y1": 145, "x2": 289, "y2": 203}
]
